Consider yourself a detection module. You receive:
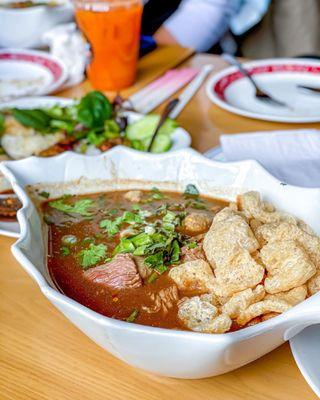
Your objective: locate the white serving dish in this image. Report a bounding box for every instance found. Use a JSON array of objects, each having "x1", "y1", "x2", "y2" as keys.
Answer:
[
  {"x1": 2, "y1": 147, "x2": 320, "y2": 379},
  {"x1": 0, "y1": 1, "x2": 74, "y2": 49}
]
